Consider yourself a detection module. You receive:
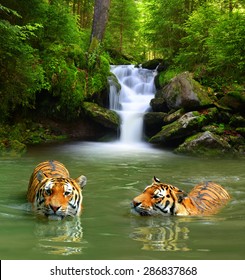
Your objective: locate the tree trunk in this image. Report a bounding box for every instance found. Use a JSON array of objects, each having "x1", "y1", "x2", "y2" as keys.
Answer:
[{"x1": 90, "y1": 0, "x2": 111, "y2": 50}]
